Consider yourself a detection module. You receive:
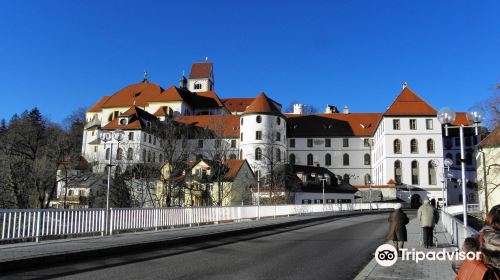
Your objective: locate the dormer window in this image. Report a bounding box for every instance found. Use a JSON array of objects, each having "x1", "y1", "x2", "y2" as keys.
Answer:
[{"x1": 119, "y1": 118, "x2": 128, "y2": 125}]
